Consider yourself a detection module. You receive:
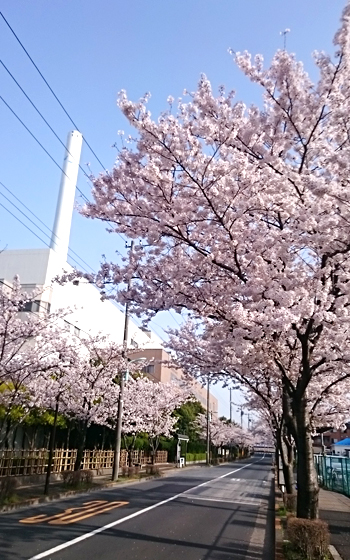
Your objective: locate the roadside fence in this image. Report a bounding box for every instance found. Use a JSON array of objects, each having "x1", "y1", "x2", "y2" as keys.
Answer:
[
  {"x1": 314, "y1": 454, "x2": 350, "y2": 497},
  {"x1": 0, "y1": 448, "x2": 168, "y2": 477}
]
